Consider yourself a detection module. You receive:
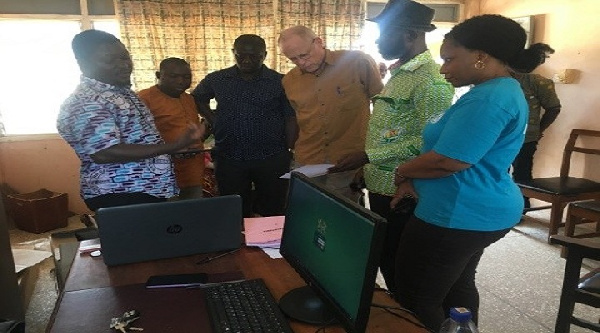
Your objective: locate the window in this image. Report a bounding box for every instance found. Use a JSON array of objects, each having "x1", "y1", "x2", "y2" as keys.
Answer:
[
  {"x1": 92, "y1": 20, "x2": 120, "y2": 38},
  {"x1": 361, "y1": 1, "x2": 462, "y2": 70},
  {"x1": 360, "y1": 2, "x2": 467, "y2": 99},
  {"x1": 358, "y1": 21, "x2": 452, "y2": 80},
  {"x1": 0, "y1": 0, "x2": 118, "y2": 135},
  {"x1": 0, "y1": 20, "x2": 81, "y2": 135}
]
